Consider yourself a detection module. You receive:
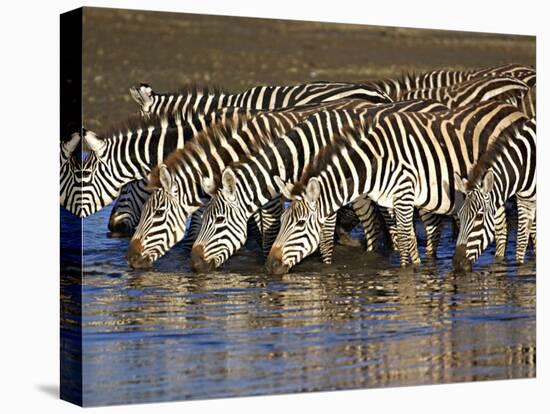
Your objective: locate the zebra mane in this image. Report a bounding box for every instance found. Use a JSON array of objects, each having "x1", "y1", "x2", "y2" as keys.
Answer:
[
  {"x1": 291, "y1": 124, "x2": 364, "y2": 196},
  {"x1": 148, "y1": 113, "x2": 277, "y2": 189},
  {"x1": 94, "y1": 113, "x2": 176, "y2": 139},
  {"x1": 466, "y1": 119, "x2": 530, "y2": 191}
]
